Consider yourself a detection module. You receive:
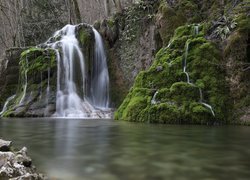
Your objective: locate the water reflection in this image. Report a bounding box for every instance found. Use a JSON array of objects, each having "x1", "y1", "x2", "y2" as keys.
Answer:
[{"x1": 0, "y1": 118, "x2": 250, "y2": 180}]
